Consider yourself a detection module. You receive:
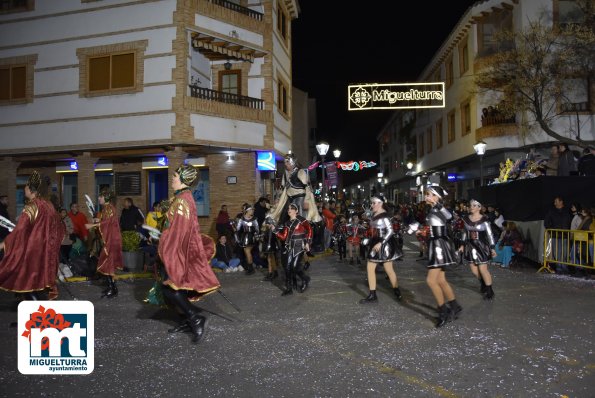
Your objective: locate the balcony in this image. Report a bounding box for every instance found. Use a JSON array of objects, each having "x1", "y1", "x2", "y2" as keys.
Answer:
[
  {"x1": 189, "y1": 85, "x2": 264, "y2": 110},
  {"x1": 561, "y1": 101, "x2": 590, "y2": 113},
  {"x1": 207, "y1": 0, "x2": 263, "y2": 21}
]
